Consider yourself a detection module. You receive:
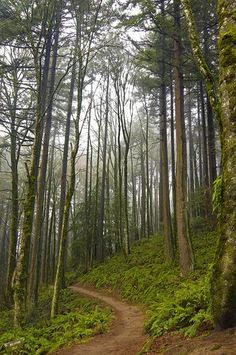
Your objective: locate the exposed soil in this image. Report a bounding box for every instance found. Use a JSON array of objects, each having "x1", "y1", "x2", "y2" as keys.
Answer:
[
  {"x1": 54, "y1": 284, "x2": 147, "y2": 355},
  {"x1": 54, "y1": 285, "x2": 236, "y2": 355},
  {"x1": 147, "y1": 327, "x2": 236, "y2": 354}
]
